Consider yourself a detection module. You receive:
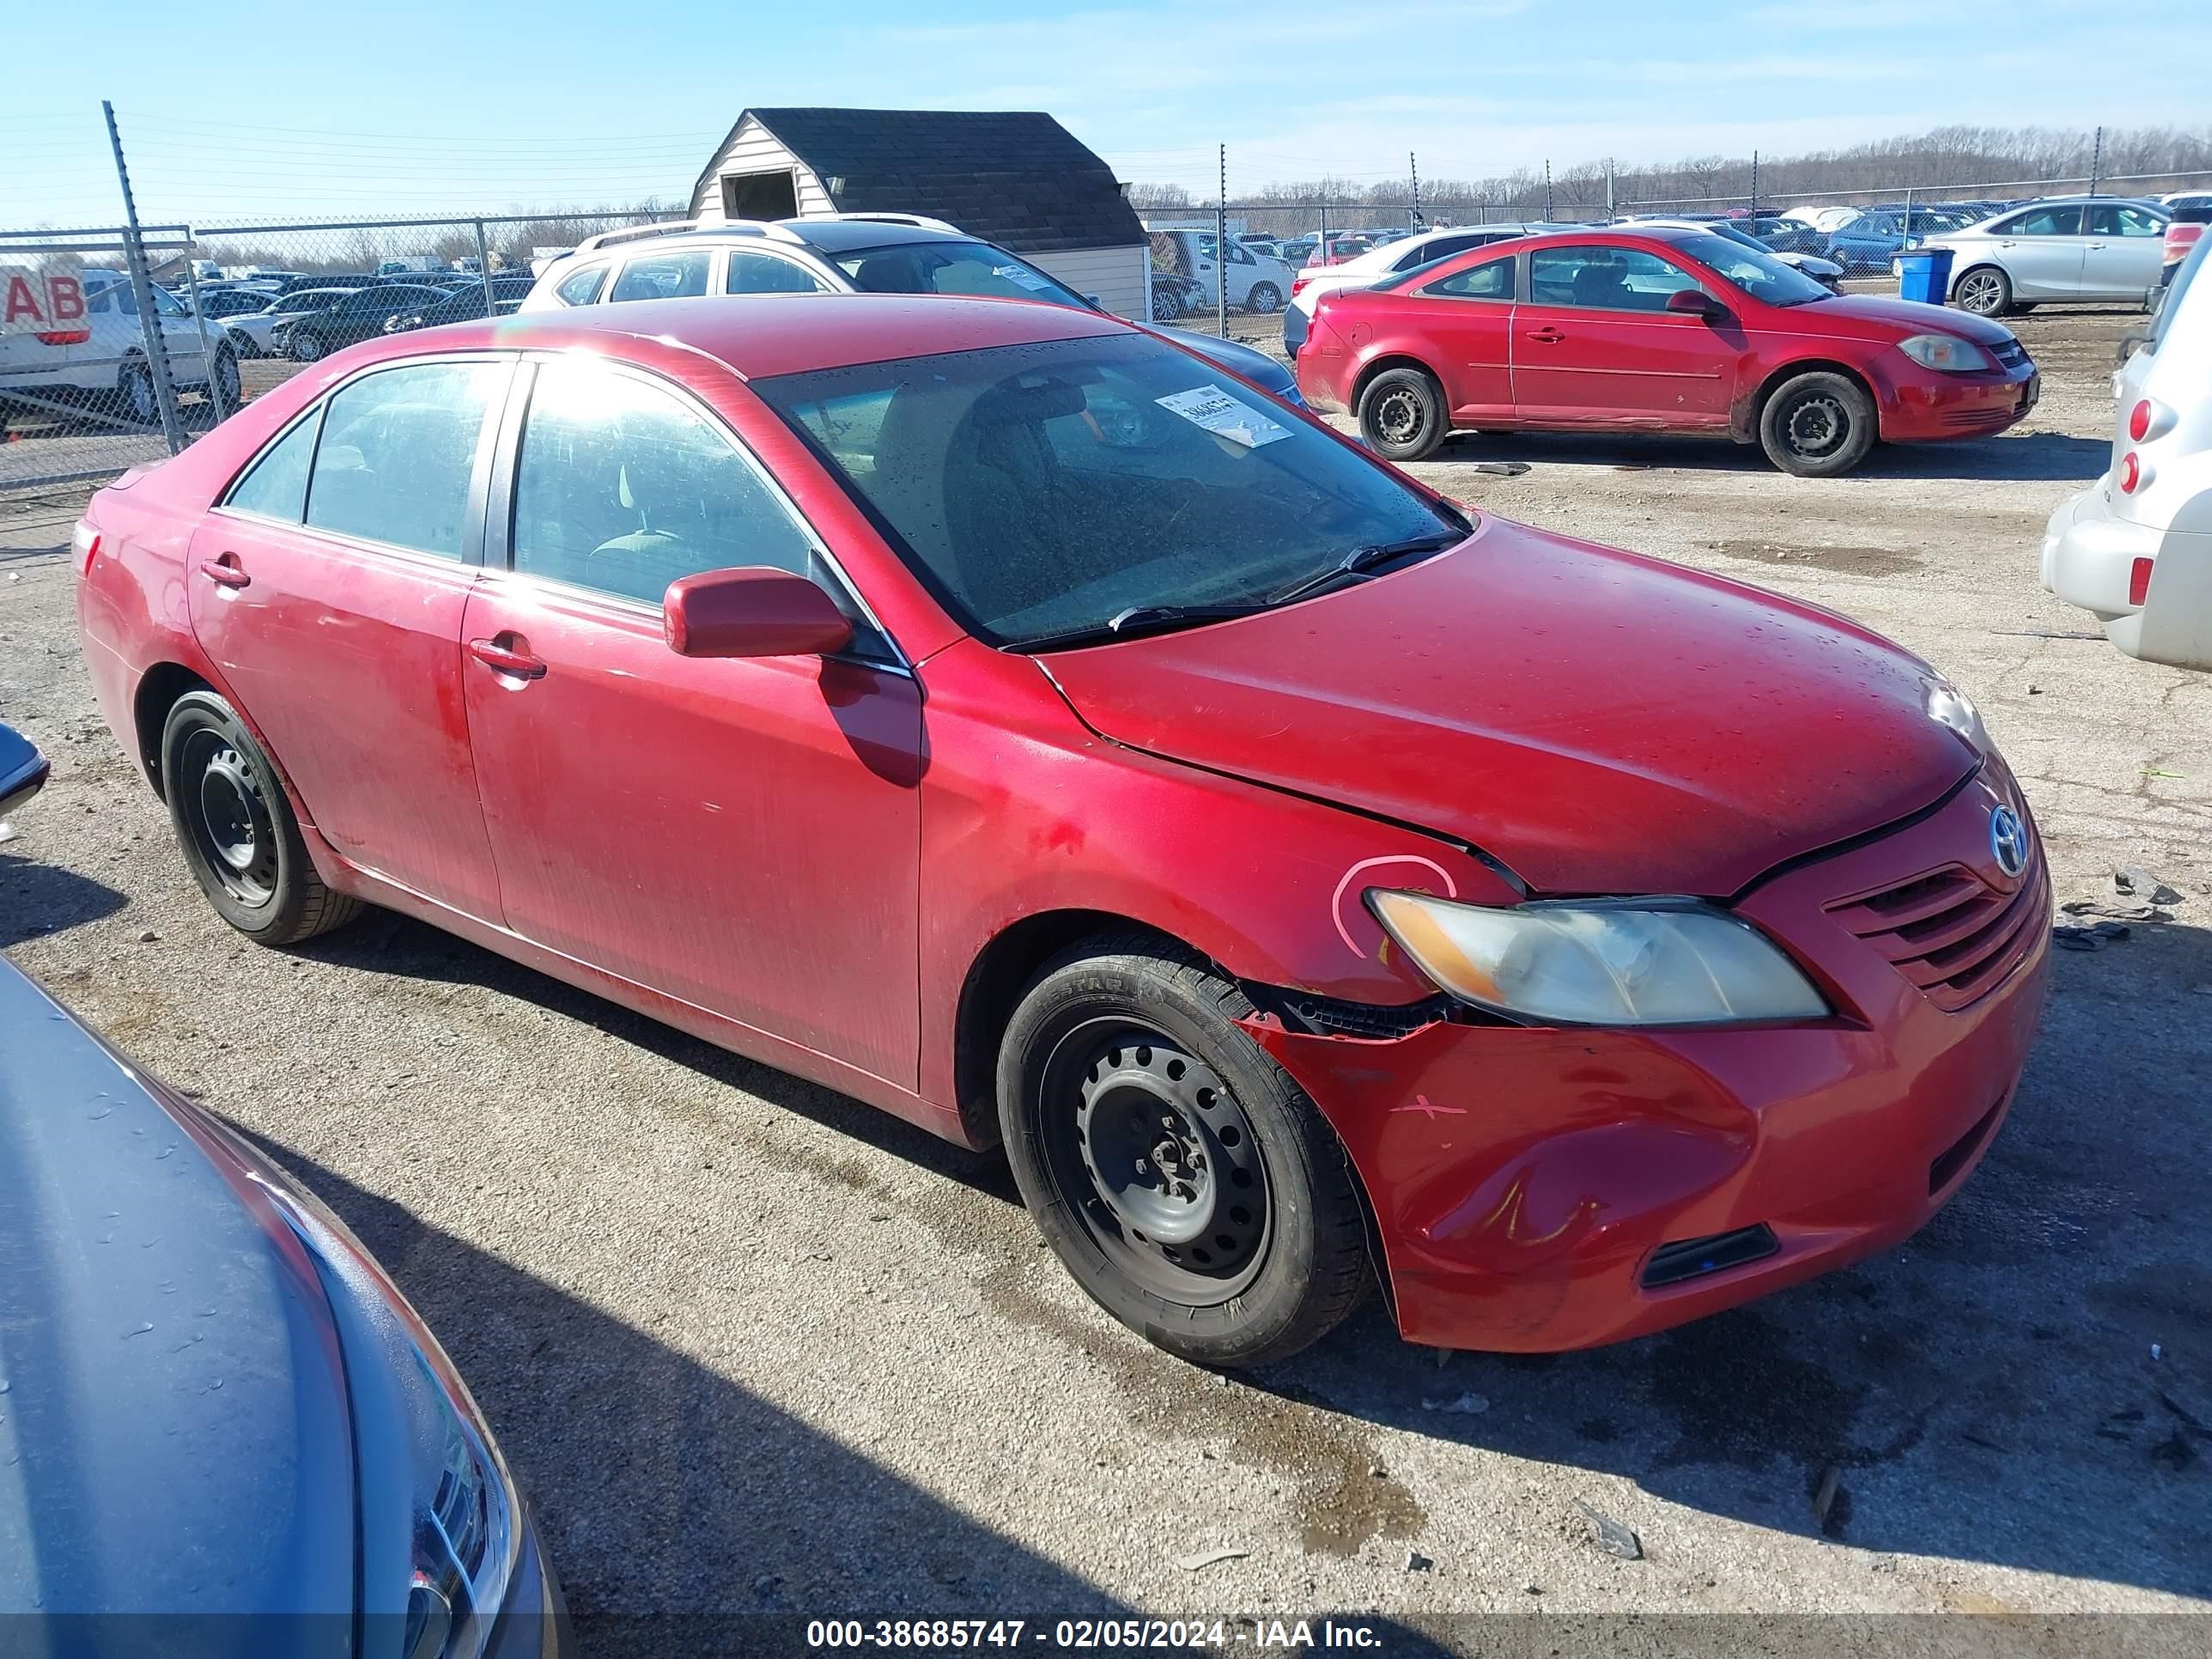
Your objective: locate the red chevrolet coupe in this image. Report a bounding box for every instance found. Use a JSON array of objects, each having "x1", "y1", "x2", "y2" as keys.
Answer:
[
  {"x1": 1295, "y1": 225, "x2": 2039, "y2": 474},
  {"x1": 74, "y1": 295, "x2": 2048, "y2": 1366}
]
